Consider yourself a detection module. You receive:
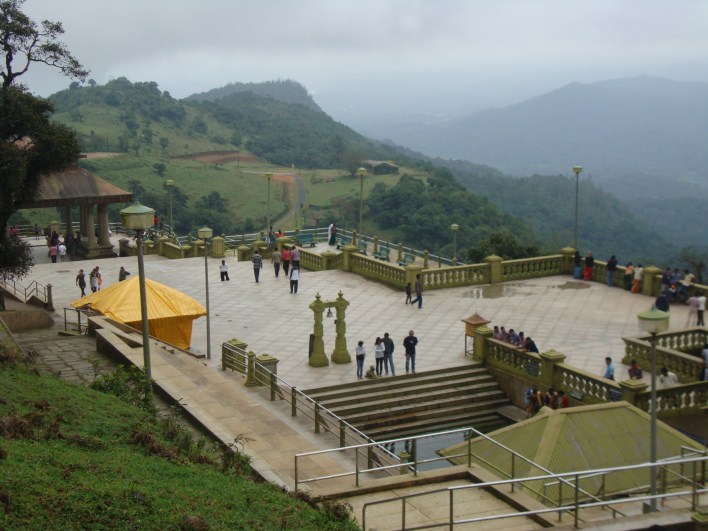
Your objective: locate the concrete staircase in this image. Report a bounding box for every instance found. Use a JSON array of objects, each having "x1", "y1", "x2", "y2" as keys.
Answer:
[{"x1": 302, "y1": 364, "x2": 511, "y2": 441}]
